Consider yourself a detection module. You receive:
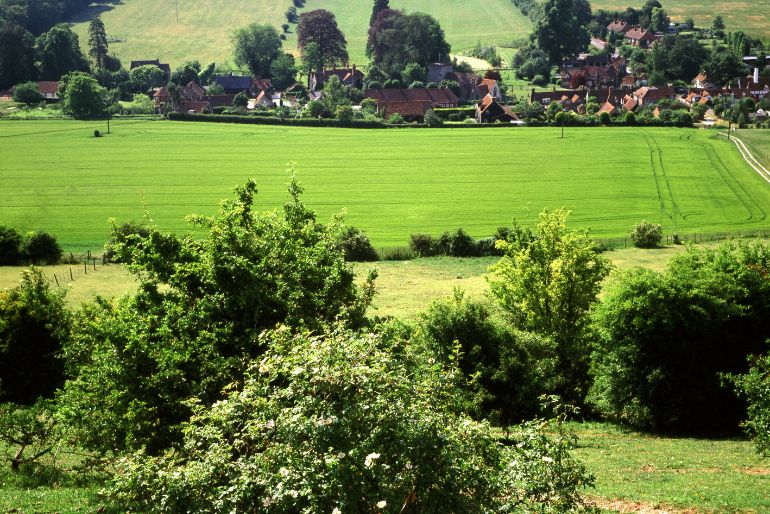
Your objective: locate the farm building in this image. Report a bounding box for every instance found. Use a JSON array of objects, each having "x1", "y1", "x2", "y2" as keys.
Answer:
[{"x1": 365, "y1": 88, "x2": 459, "y2": 119}]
